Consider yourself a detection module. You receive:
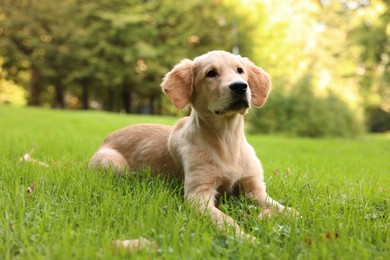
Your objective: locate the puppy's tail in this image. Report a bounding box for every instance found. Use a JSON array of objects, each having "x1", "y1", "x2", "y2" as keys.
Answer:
[{"x1": 89, "y1": 147, "x2": 128, "y2": 174}]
